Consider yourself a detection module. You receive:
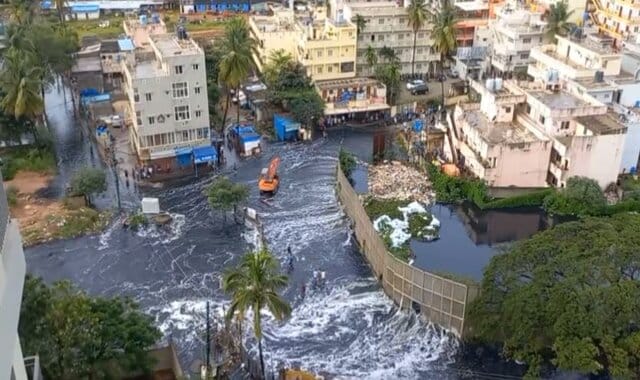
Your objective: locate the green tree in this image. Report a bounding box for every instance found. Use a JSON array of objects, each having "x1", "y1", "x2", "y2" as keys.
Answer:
[
  {"x1": 364, "y1": 45, "x2": 378, "y2": 73},
  {"x1": 69, "y1": 167, "x2": 107, "y2": 206},
  {"x1": 375, "y1": 61, "x2": 401, "y2": 105},
  {"x1": 431, "y1": 0, "x2": 457, "y2": 105},
  {"x1": 468, "y1": 213, "x2": 640, "y2": 378},
  {"x1": 223, "y1": 249, "x2": 291, "y2": 379},
  {"x1": 19, "y1": 276, "x2": 161, "y2": 379},
  {"x1": 53, "y1": 0, "x2": 68, "y2": 24},
  {"x1": 339, "y1": 147, "x2": 357, "y2": 179},
  {"x1": 0, "y1": 49, "x2": 45, "y2": 124},
  {"x1": 263, "y1": 49, "x2": 293, "y2": 86},
  {"x1": 406, "y1": 0, "x2": 428, "y2": 76},
  {"x1": 206, "y1": 176, "x2": 250, "y2": 223},
  {"x1": 546, "y1": 1, "x2": 574, "y2": 41},
  {"x1": 543, "y1": 176, "x2": 606, "y2": 216},
  {"x1": 290, "y1": 90, "x2": 324, "y2": 128},
  {"x1": 379, "y1": 46, "x2": 398, "y2": 63},
  {"x1": 352, "y1": 13, "x2": 368, "y2": 34},
  {"x1": 218, "y1": 17, "x2": 257, "y2": 128}
]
